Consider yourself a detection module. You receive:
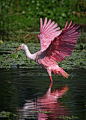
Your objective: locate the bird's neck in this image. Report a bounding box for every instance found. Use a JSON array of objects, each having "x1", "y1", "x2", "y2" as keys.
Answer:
[{"x1": 24, "y1": 47, "x2": 37, "y2": 61}]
